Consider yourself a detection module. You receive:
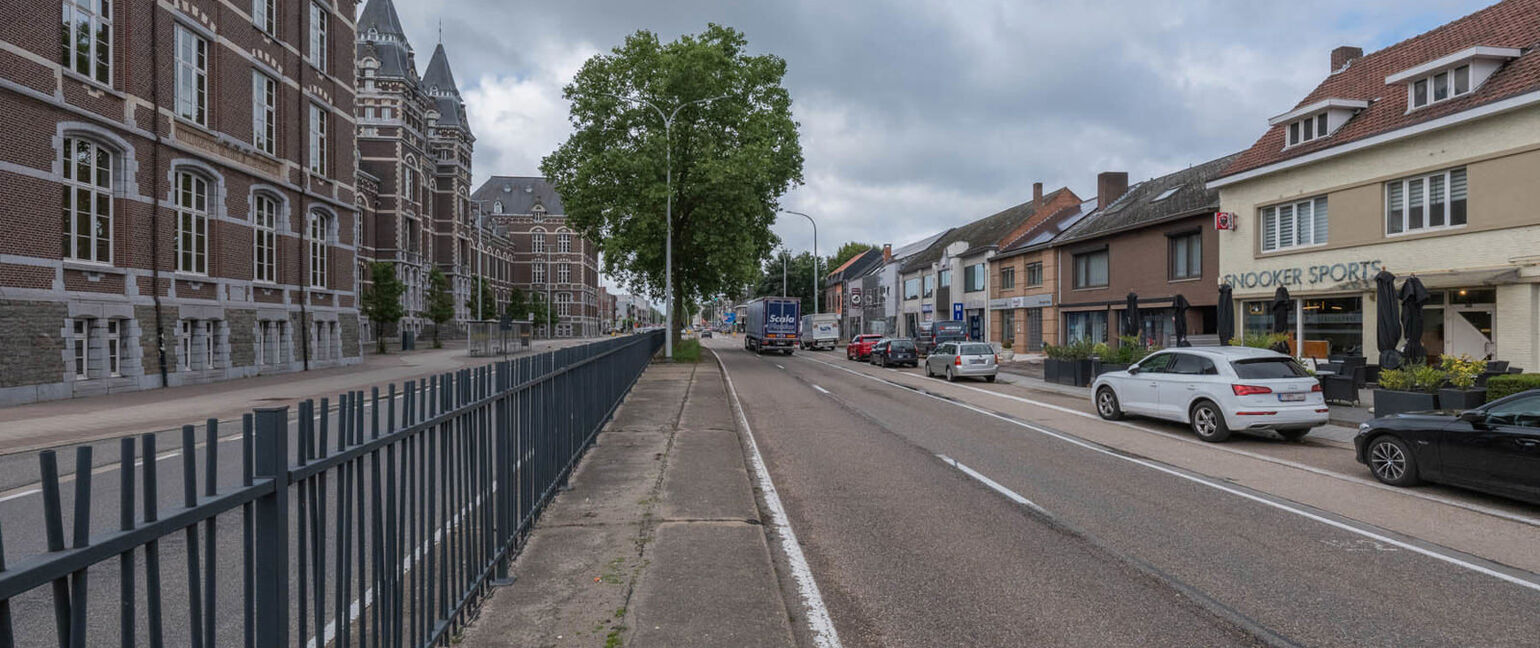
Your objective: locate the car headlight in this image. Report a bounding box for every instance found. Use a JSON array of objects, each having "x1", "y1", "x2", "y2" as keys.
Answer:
[{"x1": 1357, "y1": 422, "x2": 1371, "y2": 433}]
